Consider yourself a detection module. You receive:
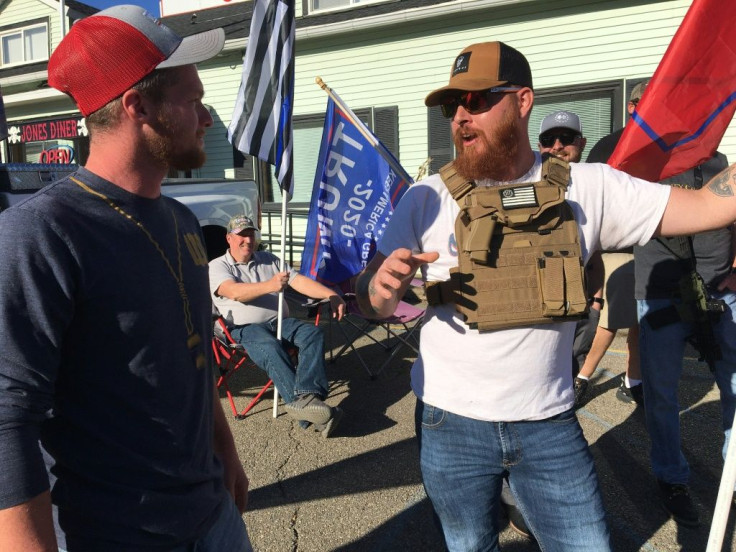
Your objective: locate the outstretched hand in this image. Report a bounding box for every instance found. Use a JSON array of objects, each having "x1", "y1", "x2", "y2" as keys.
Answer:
[{"x1": 371, "y1": 249, "x2": 439, "y2": 300}]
